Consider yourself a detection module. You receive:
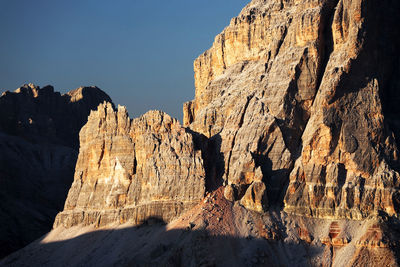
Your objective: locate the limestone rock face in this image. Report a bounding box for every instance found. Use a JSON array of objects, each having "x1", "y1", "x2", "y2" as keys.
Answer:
[
  {"x1": 283, "y1": 0, "x2": 400, "y2": 219},
  {"x1": 0, "y1": 84, "x2": 112, "y2": 258},
  {"x1": 3, "y1": 0, "x2": 400, "y2": 265},
  {"x1": 184, "y1": 0, "x2": 400, "y2": 220},
  {"x1": 185, "y1": 0, "x2": 337, "y2": 207},
  {"x1": 54, "y1": 102, "x2": 206, "y2": 228}
]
